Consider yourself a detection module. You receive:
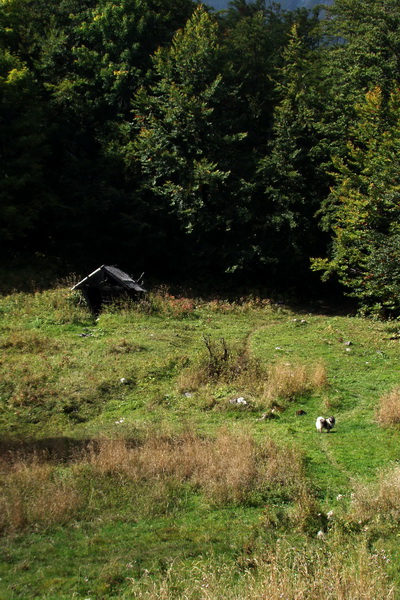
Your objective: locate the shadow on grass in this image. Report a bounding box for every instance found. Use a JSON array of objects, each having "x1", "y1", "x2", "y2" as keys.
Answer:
[{"x1": 0, "y1": 436, "x2": 92, "y2": 462}]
